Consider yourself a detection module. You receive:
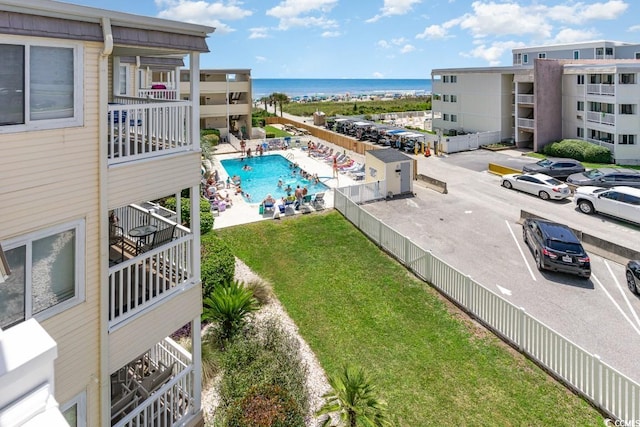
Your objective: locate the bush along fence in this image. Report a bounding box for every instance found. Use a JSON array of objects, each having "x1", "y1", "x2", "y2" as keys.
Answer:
[{"x1": 333, "y1": 181, "x2": 640, "y2": 423}]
